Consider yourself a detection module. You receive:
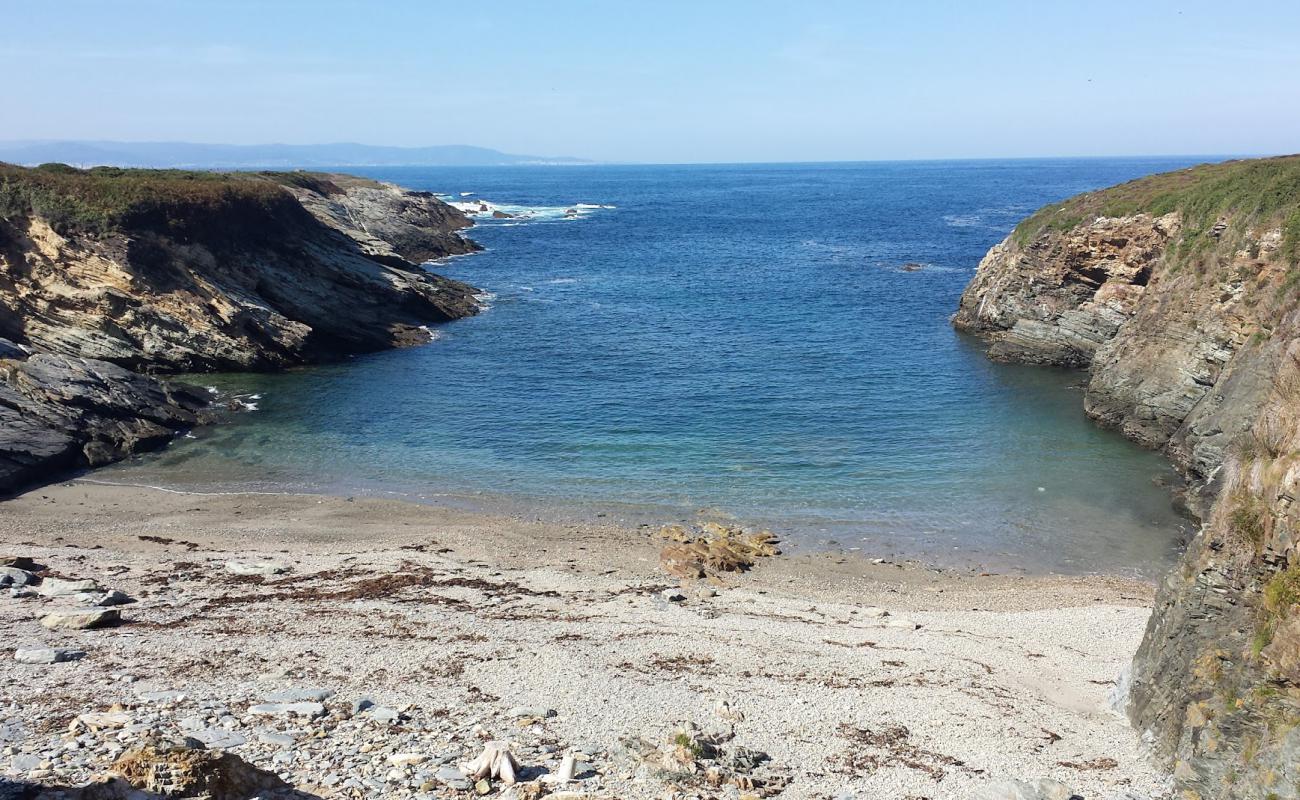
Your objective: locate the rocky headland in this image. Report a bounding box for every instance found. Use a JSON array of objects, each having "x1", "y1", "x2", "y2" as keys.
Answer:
[
  {"x1": 0, "y1": 163, "x2": 483, "y2": 495},
  {"x1": 954, "y1": 155, "x2": 1300, "y2": 799}
]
